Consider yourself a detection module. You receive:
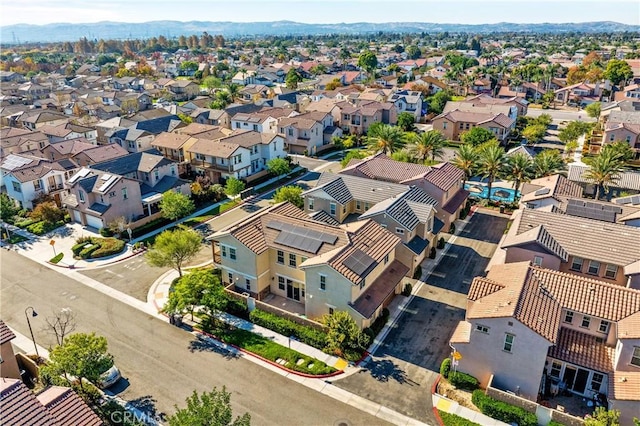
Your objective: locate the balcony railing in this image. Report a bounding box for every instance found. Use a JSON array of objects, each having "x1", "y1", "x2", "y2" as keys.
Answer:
[
  {"x1": 190, "y1": 158, "x2": 233, "y2": 173},
  {"x1": 48, "y1": 183, "x2": 64, "y2": 191}
]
